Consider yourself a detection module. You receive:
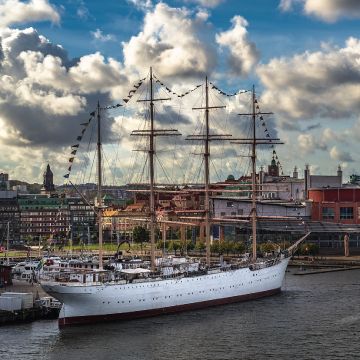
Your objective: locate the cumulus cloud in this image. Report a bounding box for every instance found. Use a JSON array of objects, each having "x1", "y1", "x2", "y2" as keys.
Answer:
[
  {"x1": 0, "y1": 0, "x2": 60, "y2": 27},
  {"x1": 216, "y1": 15, "x2": 260, "y2": 78},
  {"x1": 296, "y1": 133, "x2": 327, "y2": 155},
  {"x1": 90, "y1": 29, "x2": 116, "y2": 42},
  {"x1": 329, "y1": 146, "x2": 354, "y2": 162},
  {"x1": 0, "y1": 26, "x2": 141, "y2": 155},
  {"x1": 122, "y1": 3, "x2": 217, "y2": 81},
  {"x1": 279, "y1": 0, "x2": 360, "y2": 22},
  {"x1": 309, "y1": 164, "x2": 321, "y2": 174},
  {"x1": 257, "y1": 37, "x2": 360, "y2": 127}
]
